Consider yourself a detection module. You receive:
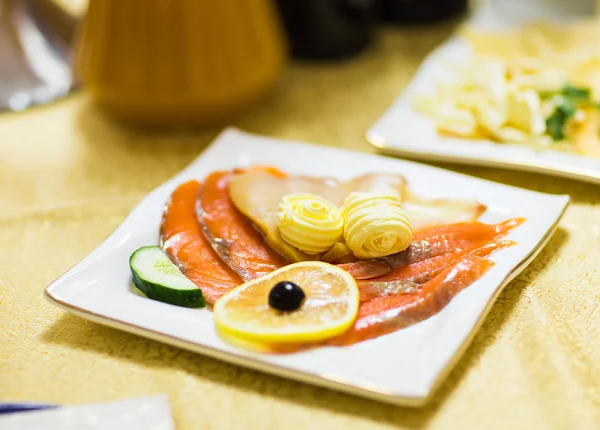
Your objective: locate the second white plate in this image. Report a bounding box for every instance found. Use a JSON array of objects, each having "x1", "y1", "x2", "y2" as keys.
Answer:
[{"x1": 367, "y1": 7, "x2": 600, "y2": 184}]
